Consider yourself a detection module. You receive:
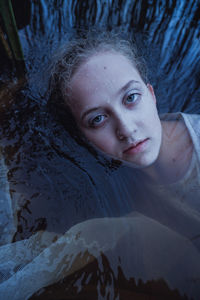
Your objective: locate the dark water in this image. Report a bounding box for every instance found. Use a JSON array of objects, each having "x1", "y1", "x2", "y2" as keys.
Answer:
[
  {"x1": 0, "y1": 0, "x2": 200, "y2": 299},
  {"x1": 17, "y1": 0, "x2": 200, "y2": 112}
]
